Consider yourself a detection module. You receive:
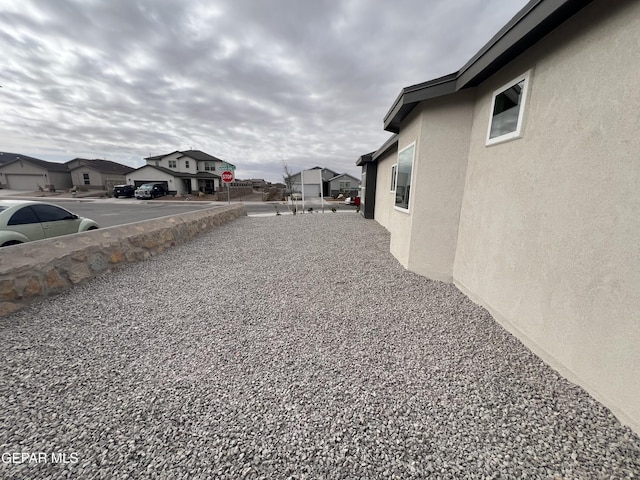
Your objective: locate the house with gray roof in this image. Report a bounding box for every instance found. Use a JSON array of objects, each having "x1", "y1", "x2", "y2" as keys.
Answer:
[
  {"x1": 287, "y1": 167, "x2": 360, "y2": 198},
  {"x1": 358, "y1": 0, "x2": 640, "y2": 433},
  {"x1": 66, "y1": 158, "x2": 134, "y2": 191},
  {"x1": 0, "y1": 152, "x2": 72, "y2": 191},
  {"x1": 128, "y1": 150, "x2": 231, "y2": 195}
]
